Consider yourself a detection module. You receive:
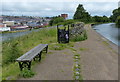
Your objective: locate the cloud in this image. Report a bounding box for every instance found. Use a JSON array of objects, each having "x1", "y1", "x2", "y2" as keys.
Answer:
[
  {"x1": 81, "y1": 2, "x2": 118, "y2": 16},
  {"x1": 1, "y1": 1, "x2": 119, "y2": 18},
  {"x1": 2, "y1": 0, "x2": 119, "y2": 2}
]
